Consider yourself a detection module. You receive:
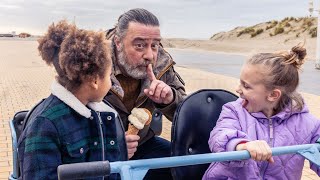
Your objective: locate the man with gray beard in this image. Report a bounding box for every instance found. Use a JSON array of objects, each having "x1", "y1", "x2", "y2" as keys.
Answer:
[{"x1": 104, "y1": 8, "x2": 186, "y2": 180}]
